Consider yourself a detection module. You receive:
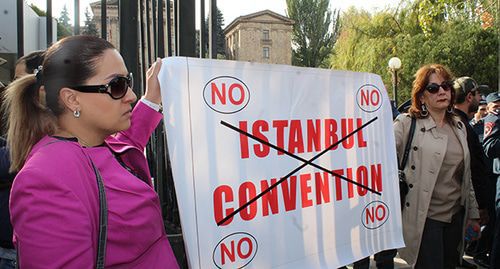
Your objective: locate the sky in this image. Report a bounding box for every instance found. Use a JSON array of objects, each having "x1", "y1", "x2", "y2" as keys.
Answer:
[{"x1": 26, "y1": 0, "x2": 401, "y2": 27}]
